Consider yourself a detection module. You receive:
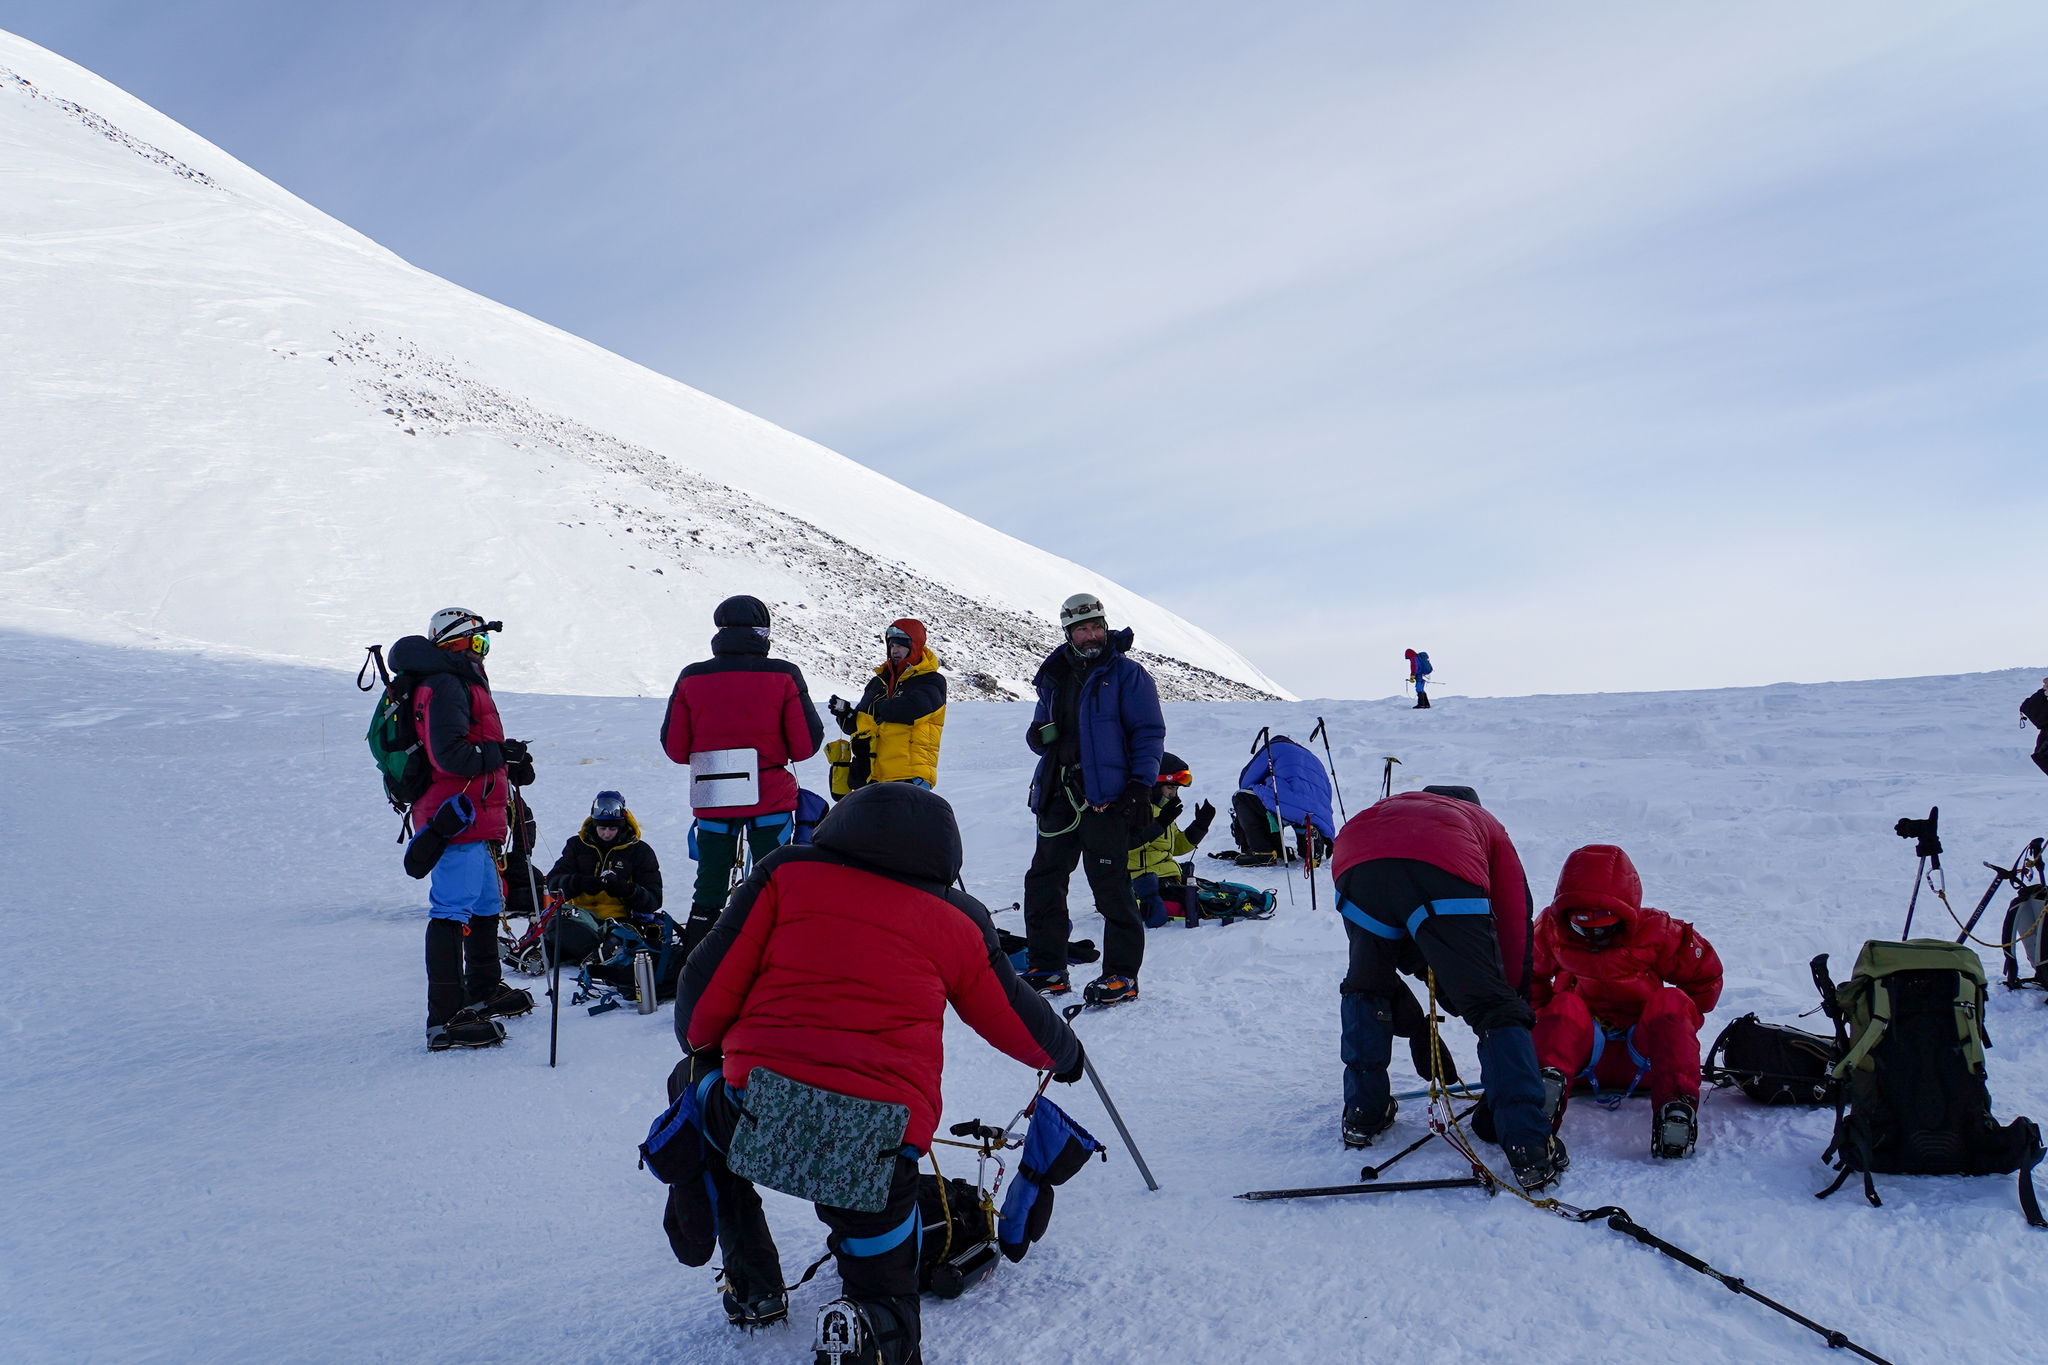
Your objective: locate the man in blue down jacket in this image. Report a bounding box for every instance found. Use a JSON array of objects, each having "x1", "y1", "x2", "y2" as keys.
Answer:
[{"x1": 1021, "y1": 593, "x2": 1165, "y2": 1006}]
